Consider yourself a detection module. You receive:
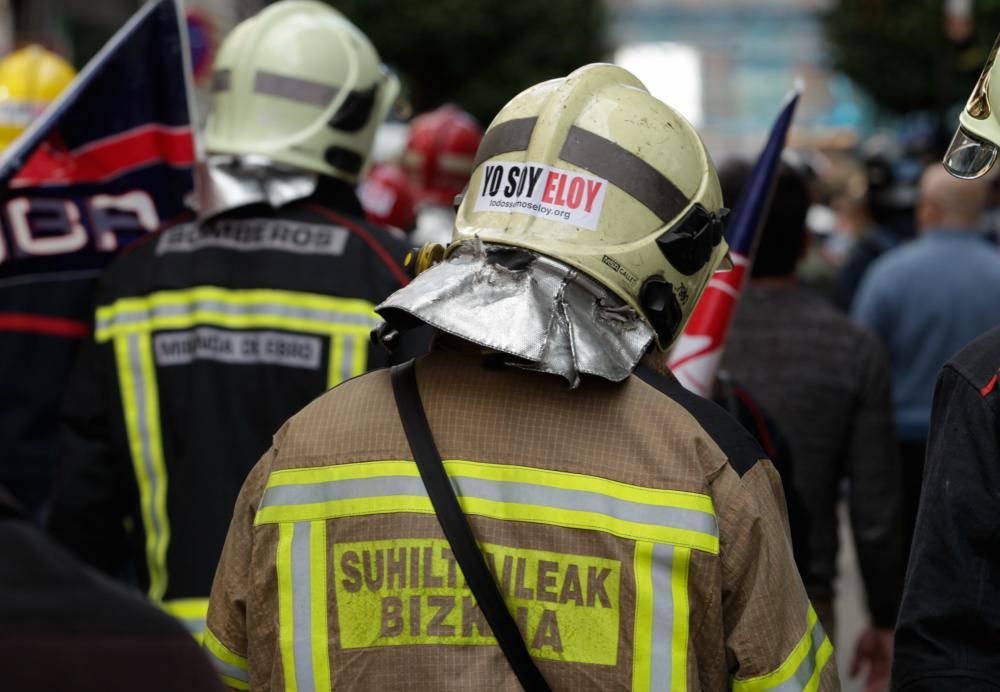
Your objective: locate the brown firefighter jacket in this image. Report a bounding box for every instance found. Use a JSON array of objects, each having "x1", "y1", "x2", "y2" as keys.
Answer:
[{"x1": 206, "y1": 348, "x2": 838, "y2": 690}]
